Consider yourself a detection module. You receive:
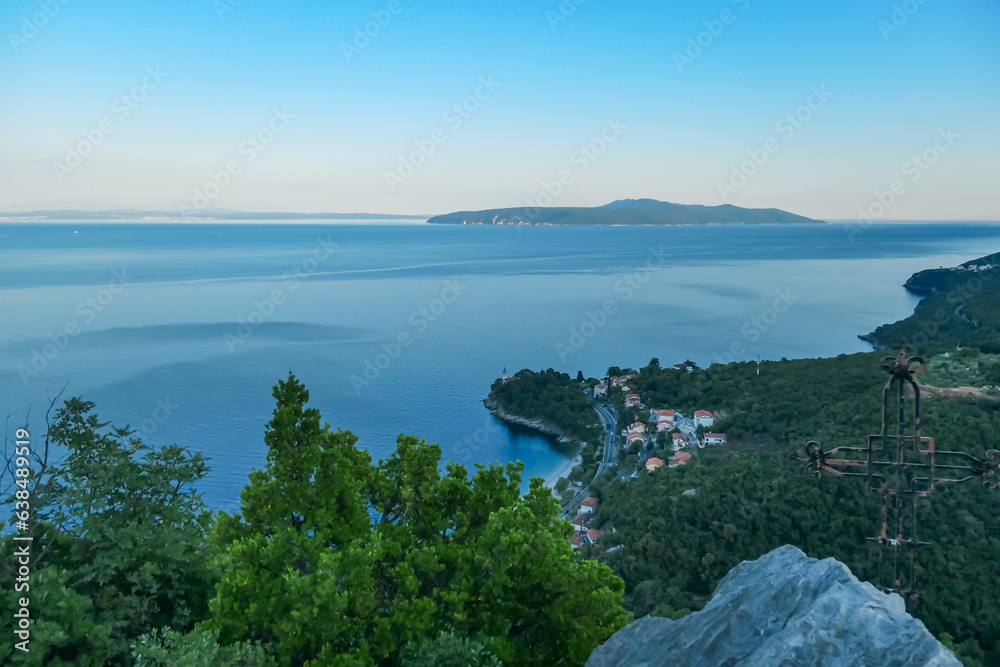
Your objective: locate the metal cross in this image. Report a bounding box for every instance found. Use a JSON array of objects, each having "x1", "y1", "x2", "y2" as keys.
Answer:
[{"x1": 805, "y1": 351, "x2": 999, "y2": 599}]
